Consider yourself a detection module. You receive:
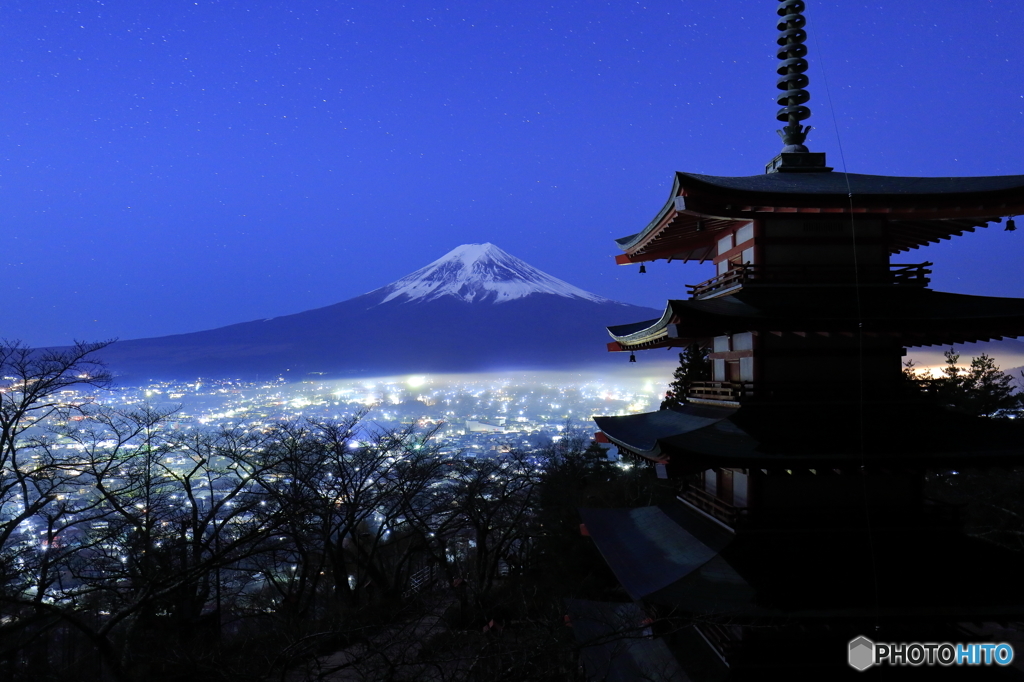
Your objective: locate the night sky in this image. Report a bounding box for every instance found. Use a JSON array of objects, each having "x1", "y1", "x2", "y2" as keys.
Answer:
[{"x1": 3, "y1": 0, "x2": 1023, "y2": 348}]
